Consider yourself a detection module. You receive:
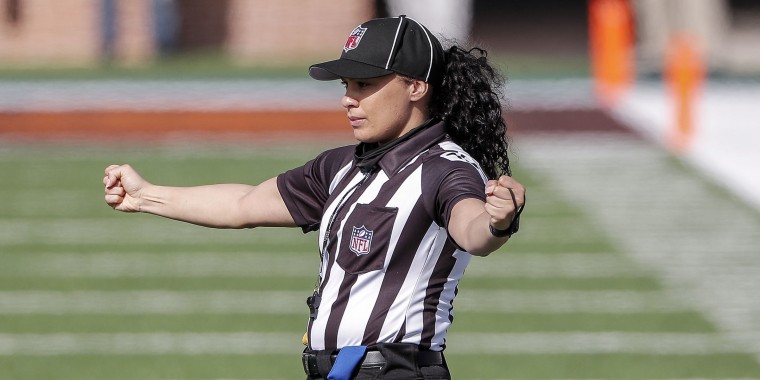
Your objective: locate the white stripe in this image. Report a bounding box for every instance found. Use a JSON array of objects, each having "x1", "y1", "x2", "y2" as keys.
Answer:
[
  {"x1": 0, "y1": 219, "x2": 303, "y2": 246},
  {"x1": 437, "y1": 141, "x2": 487, "y2": 182},
  {"x1": 449, "y1": 332, "x2": 760, "y2": 355},
  {"x1": 0, "y1": 215, "x2": 594, "y2": 246},
  {"x1": 333, "y1": 172, "x2": 389, "y2": 347},
  {"x1": 317, "y1": 161, "x2": 356, "y2": 280},
  {"x1": 0, "y1": 332, "x2": 754, "y2": 356},
  {"x1": 308, "y1": 277, "x2": 337, "y2": 349},
  {"x1": 1, "y1": 252, "x2": 644, "y2": 279},
  {"x1": 337, "y1": 270, "x2": 383, "y2": 346},
  {"x1": 338, "y1": 167, "x2": 421, "y2": 345},
  {"x1": 432, "y1": 249, "x2": 470, "y2": 348},
  {"x1": 407, "y1": 17, "x2": 435, "y2": 82},
  {"x1": 385, "y1": 17, "x2": 405, "y2": 70},
  {"x1": 0, "y1": 291, "x2": 305, "y2": 314},
  {"x1": 467, "y1": 253, "x2": 646, "y2": 279},
  {"x1": 457, "y1": 290, "x2": 690, "y2": 313},
  {"x1": 0, "y1": 290, "x2": 691, "y2": 315},
  {"x1": 384, "y1": 164, "x2": 422, "y2": 270},
  {"x1": 2, "y1": 252, "x2": 318, "y2": 278},
  {"x1": 328, "y1": 161, "x2": 354, "y2": 194},
  {"x1": 378, "y1": 223, "x2": 441, "y2": 343},
  {"x1": 400, "y1": 226, "x2": 453, "y2": 345},
  {"x1": 0, "y1": 332, "x2": 300, "y2": 355},
  {"x1": 318, "y1": 171, "x2": 367, "y2": 260},
  {"x1": 311, "y1": 172, "x2": 376, "y2": 349}
]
